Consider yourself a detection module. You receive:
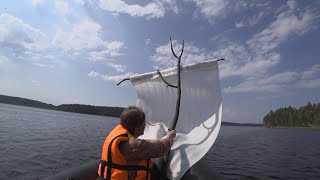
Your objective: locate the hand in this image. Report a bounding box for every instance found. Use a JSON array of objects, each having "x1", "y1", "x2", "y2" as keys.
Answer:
[
  {"x1": 167, "y1": 130, "x2": 176, "y2": 139},
  {"x1": 167, "y1": 130, "x2": 176, "y2": 145}
]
